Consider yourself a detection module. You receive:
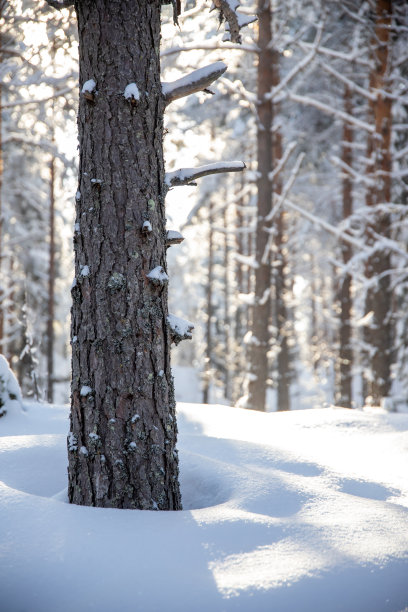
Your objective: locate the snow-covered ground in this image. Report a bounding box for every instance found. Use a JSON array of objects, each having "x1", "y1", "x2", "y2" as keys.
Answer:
[{"x1": 1, "y1": 401, "x2": 408, "y2": 611}]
